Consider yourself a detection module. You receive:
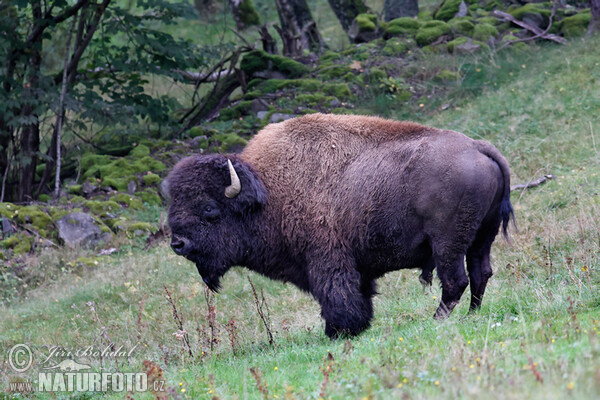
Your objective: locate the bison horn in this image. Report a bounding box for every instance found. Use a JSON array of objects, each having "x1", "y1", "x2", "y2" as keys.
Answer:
[{"x1": 225, "y1": 159, "x2": 241, "y2": 198}]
